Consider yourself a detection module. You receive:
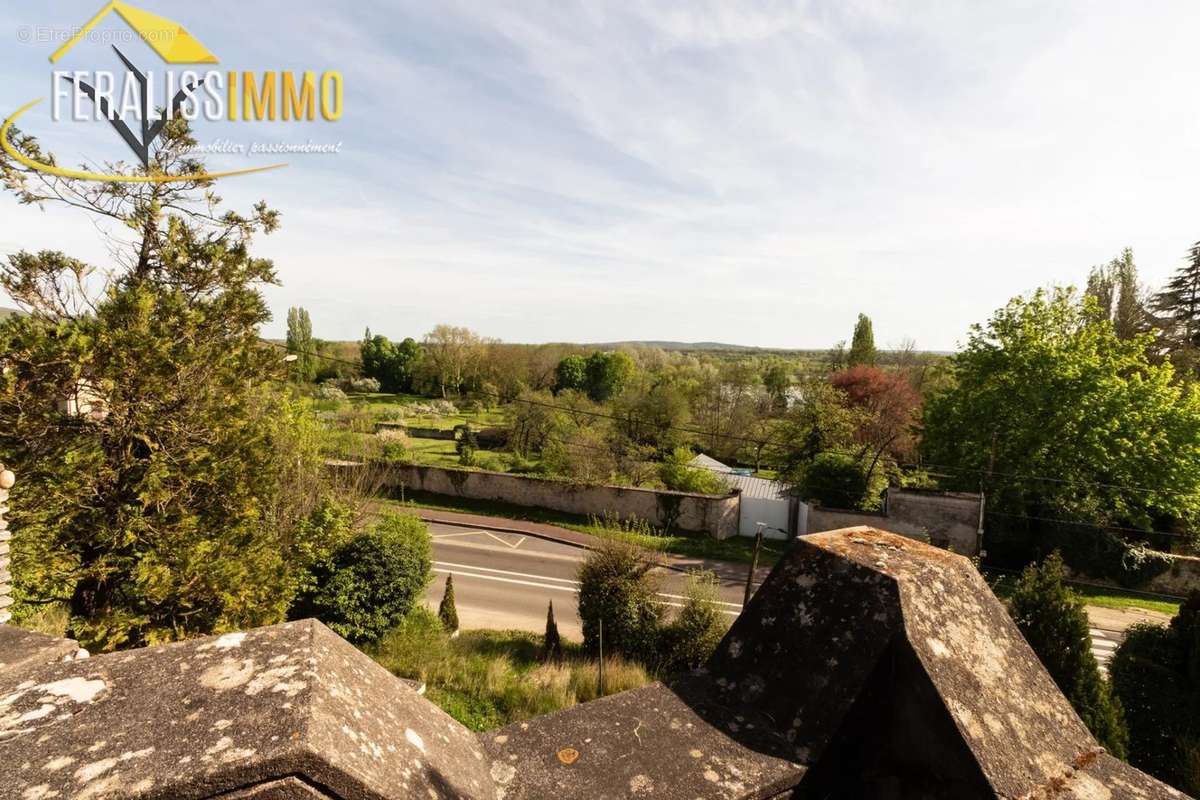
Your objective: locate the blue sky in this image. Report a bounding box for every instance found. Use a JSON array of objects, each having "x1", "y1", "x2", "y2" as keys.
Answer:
[{"x1": 3, "y1": 1, "x2": 1200, "y2": 350}]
